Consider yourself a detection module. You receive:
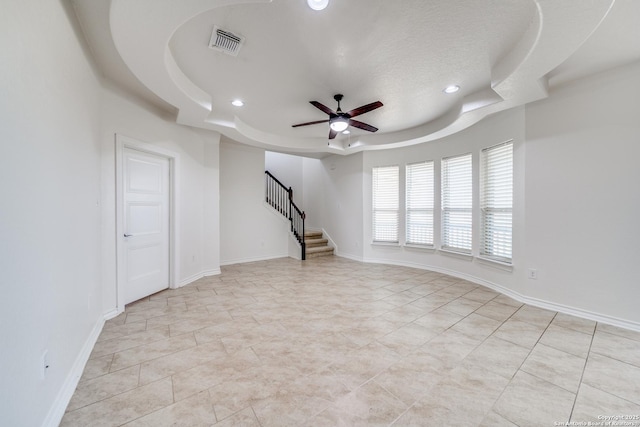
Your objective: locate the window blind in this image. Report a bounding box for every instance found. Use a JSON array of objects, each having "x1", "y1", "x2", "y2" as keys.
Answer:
[
  {"x1": 372, "y1": 165, "x2": 399, "y2": 243},
  {"x1": 481, "y1": 141, "x2": 513, "y2": 263},
  {"x1": 406, "y1": 161, "x2": 434, "y2": 246},
  {"x1": 441, "y1": 153, "x2": 472, "y2": 253}
]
